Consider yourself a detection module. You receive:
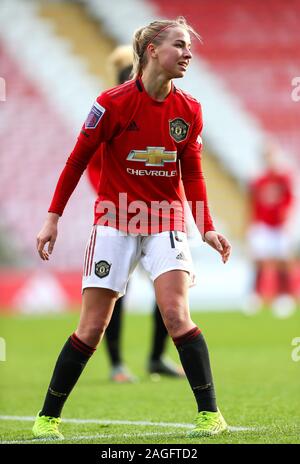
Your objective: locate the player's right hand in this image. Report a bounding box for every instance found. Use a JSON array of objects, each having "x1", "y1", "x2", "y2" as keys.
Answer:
[
  {"x1": 204, "y1": 231, "x2": 231, "y2": 264},
  {"x1": 36, "y1": 213, "x2": 59, "y2": 260}
]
